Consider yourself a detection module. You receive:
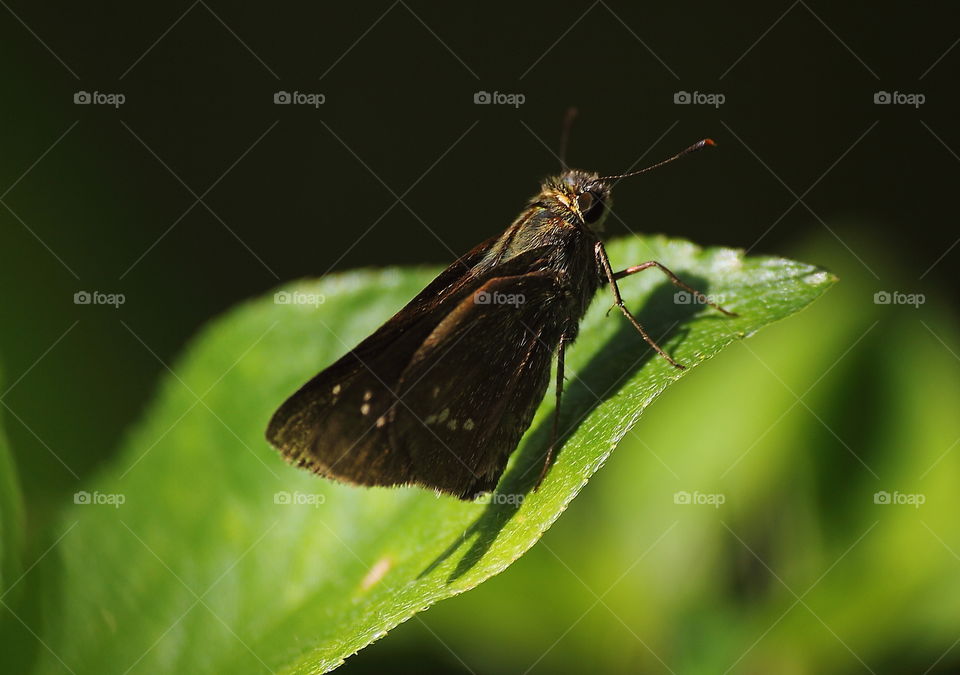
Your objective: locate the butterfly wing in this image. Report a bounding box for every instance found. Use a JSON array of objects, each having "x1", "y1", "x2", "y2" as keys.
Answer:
[
  {"x1": 266, "y1": 238, "x2": 559, "y2": 496},
  {"x1": 389, "y1": 270, "x2": 567, "y2": 498},
  {"x1": 265, "y1": 236, "x2": 497, "y2": 483}
]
